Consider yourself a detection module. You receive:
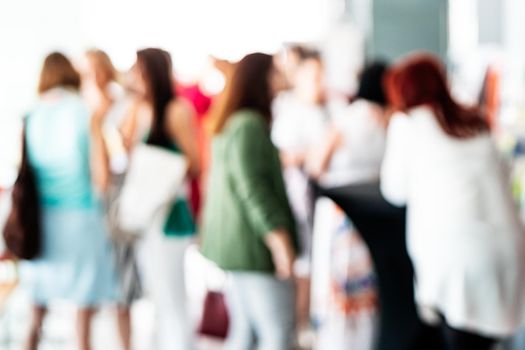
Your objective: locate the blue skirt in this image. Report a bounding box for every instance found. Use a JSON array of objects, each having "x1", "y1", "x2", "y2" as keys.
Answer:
[{"x1": 21, "y1": 205, "x2": 118, "y2": 306}]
